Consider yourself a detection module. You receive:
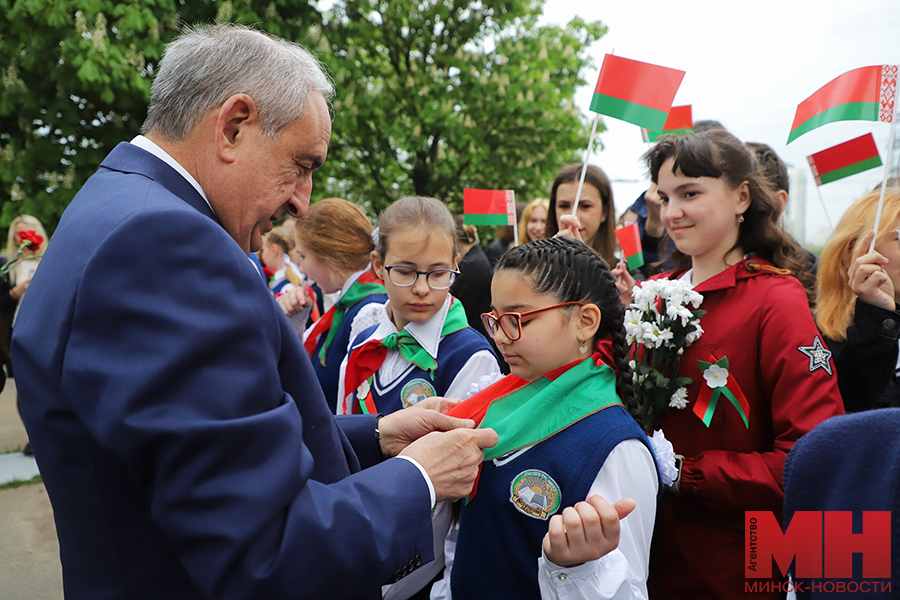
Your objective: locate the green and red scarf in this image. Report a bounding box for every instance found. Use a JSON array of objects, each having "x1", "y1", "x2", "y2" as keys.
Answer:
[
  {"x1": 342, "y1": 297, "x2": 469, "y2": 415},
  {"x1": 303, "y1": 269, "x2": 386, "y2": 365},
  {"x1": 447, "y1": 344, "x2": 620, "y2": 499}
]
